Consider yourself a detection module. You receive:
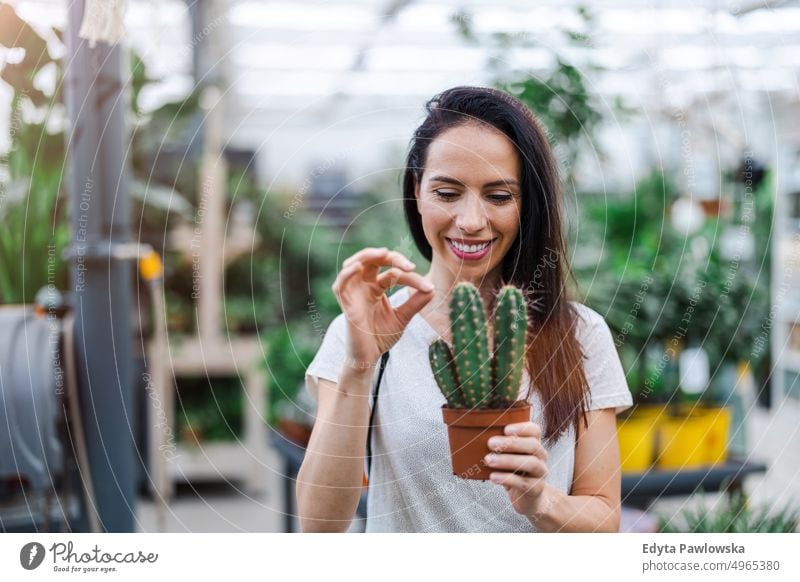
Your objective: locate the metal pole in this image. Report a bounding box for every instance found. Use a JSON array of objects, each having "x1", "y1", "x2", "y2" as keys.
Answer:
[{"x1": 64, "y1": 0, "x2": 136, "y2": 532}]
